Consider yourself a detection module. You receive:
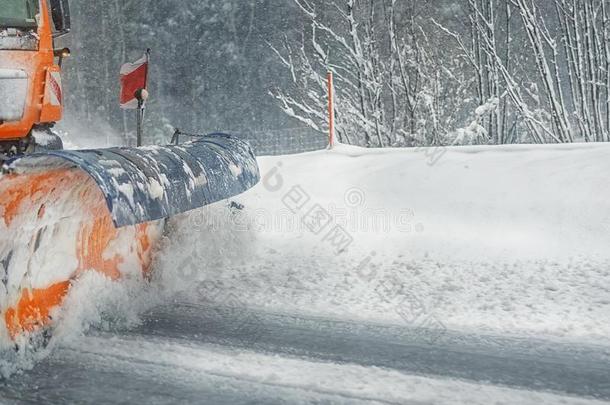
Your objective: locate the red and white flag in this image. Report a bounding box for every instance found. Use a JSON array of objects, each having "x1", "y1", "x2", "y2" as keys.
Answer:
[{"x1": 120, "y1": 51, "x2": 149, "y2": 109}]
